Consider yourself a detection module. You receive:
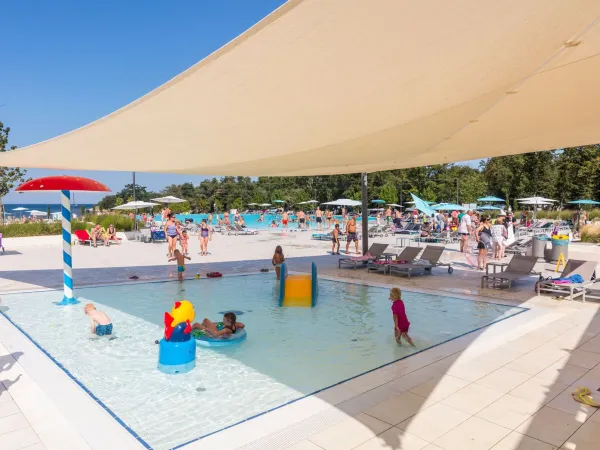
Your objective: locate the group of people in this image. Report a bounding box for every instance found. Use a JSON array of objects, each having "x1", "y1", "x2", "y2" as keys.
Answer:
[
  {"x1": 456, "y1": 210, "x2": 517, "y2": 270},
  {"x1": 89, "y1": 223, "x2": 119, "y2": 247},
  {"x1": 163, "y1": 214, "x2": 213, "y2": 260}
]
